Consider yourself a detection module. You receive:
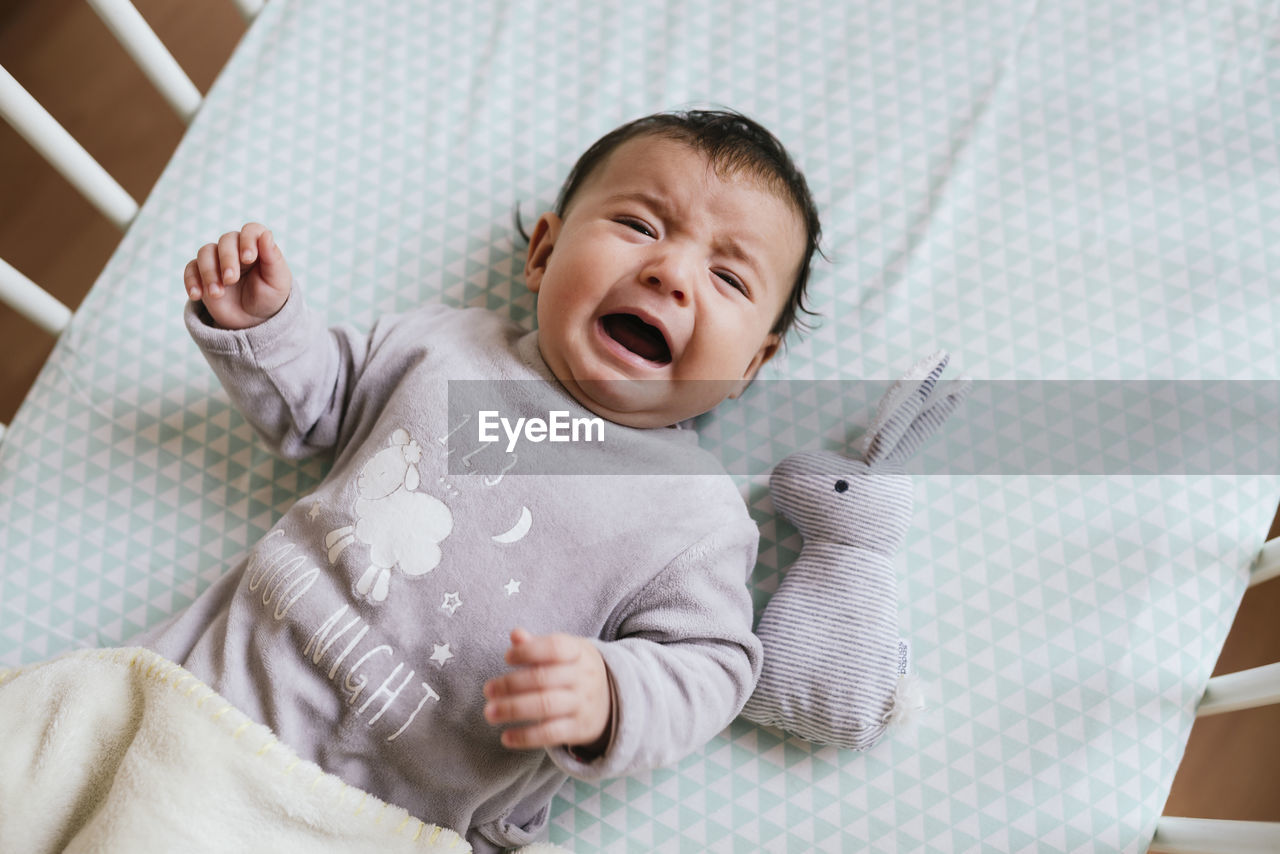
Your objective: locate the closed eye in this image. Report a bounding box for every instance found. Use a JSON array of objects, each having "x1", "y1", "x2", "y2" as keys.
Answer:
[
  {"x1": 715, "y1": 270, "x2": 749, "y2": 296},
  {"x1": 615, "y1": 216, "x2": 656, "y2": 238}
]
